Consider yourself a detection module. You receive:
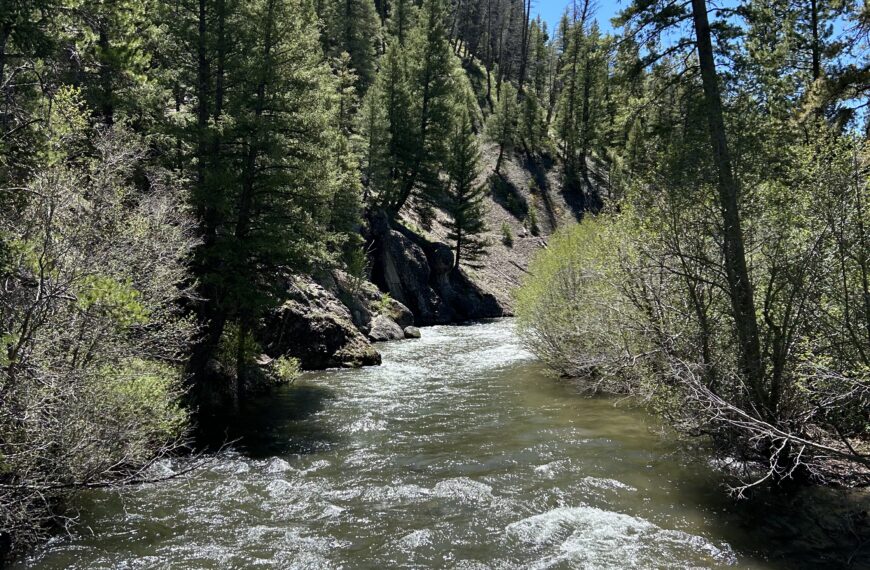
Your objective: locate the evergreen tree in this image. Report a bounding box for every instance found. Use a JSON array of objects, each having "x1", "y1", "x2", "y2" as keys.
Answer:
[
  {"x1": 387, "y1": 0, "x2": 416, "y2": 45},
  {"x1": 444, "y1": 106, "x2": 487, "y2": 269},
  {"x1": 486, "y1": 81, "x2": 518, "y2": 175},
  {"x1": 180, "y1": 0, "x2": 358, "y2": 389},
  {"x1": 319, "y1": 0, "x2": 381, "y2": 88},
  {"x1": 520, "y1": 91, "x2": 546, "y2": 155},
  {"x1": 554, "y1": 18, "x2": 607, "y2": 211},
  {"x1": 379, "y1": 0, "x2": 457, "y2": 217},
  {"x1": 362, "y1": 38, "x2": 415, "y2": 209}
]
